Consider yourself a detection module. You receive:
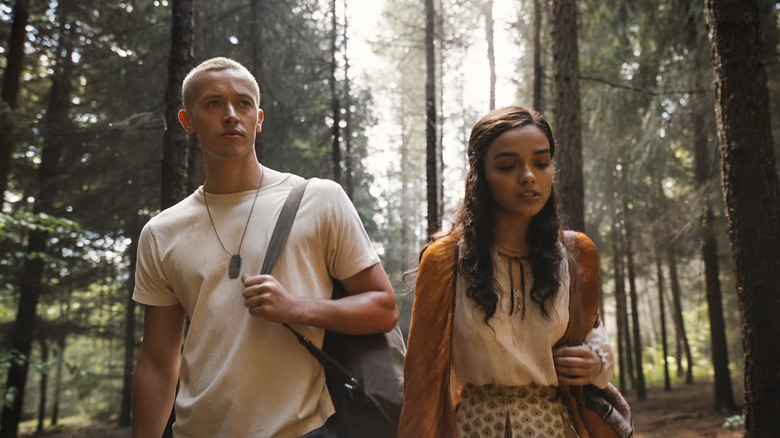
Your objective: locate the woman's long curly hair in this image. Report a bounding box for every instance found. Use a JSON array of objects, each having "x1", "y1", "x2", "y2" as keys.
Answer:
[{"x1": 452, "y1": 106, "x2": 564, "y2": 323}]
